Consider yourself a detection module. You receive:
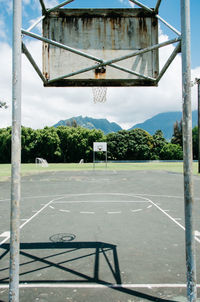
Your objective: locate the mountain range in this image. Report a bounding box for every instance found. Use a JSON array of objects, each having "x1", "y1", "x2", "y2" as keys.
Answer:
[
  {"x1": 130, "y1": 111, "x2": 198, "y2": 140},
  {"x1": 53, "y1": 110, "x2": 198, "y2": 140},
  {"x1": 53, "y1": 116, "x2": 122, "y2": 134}
]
